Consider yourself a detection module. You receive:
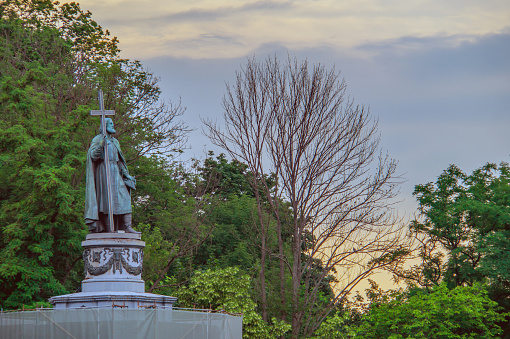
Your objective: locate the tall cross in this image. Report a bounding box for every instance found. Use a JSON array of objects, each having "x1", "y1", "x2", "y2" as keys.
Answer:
[{"x1": 90, "y1": 90, "x2": 116, "y2": 232}]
